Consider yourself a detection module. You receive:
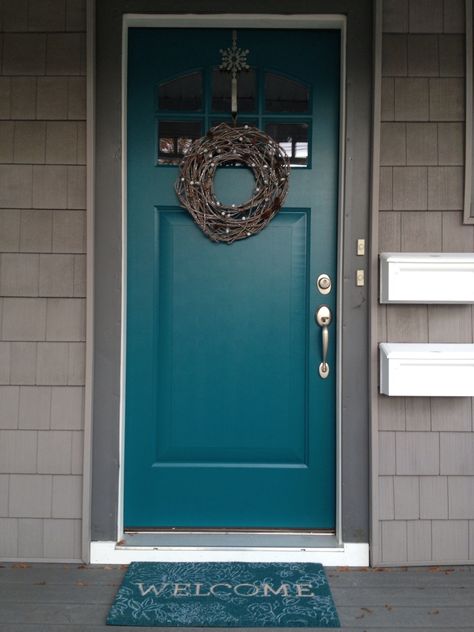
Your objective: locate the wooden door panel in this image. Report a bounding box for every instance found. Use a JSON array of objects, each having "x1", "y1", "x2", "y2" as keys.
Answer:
[{"x1": 125, "y1": 27, "x2": 340, "y2": 529}]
